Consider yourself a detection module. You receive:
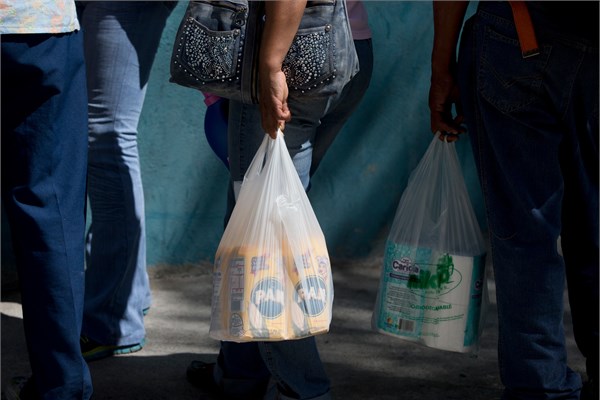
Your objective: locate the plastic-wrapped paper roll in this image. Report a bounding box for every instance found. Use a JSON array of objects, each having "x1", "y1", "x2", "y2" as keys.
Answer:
[{"x1": 372, "y1": 241, "x2": 486, "y2": 353}]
